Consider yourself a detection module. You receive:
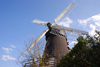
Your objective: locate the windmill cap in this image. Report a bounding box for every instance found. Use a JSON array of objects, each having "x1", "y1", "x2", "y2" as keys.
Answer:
[{"x1": 45, "y1": 28, "x2": 67, "y2": 40}]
